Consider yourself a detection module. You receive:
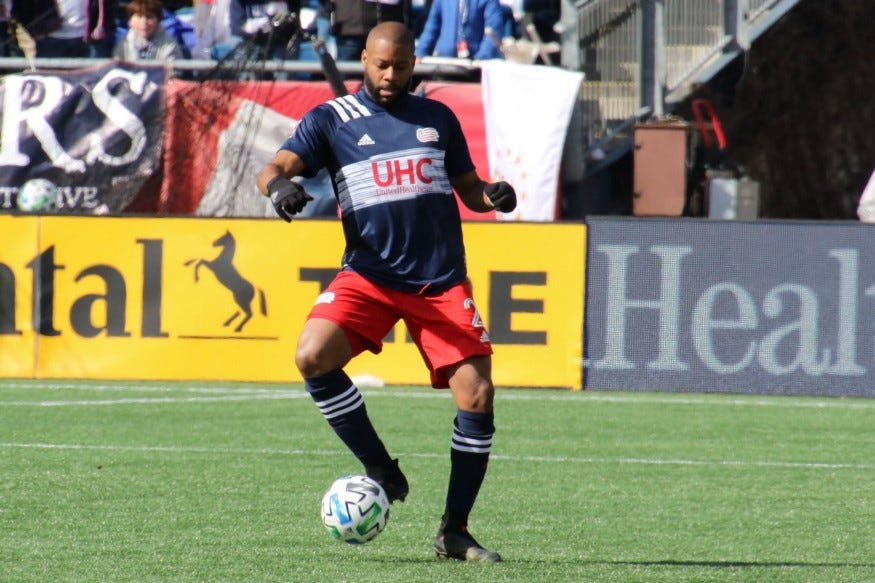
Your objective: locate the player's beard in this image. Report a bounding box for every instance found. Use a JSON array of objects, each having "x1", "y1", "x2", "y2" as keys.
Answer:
[{"x1": 364, "y1": 75, "x2": 409, "y2": 107}]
